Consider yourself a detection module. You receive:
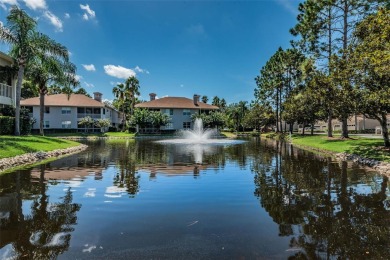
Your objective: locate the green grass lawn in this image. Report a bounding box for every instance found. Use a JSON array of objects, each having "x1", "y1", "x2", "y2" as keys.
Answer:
[
  {"x1": 220, "y1": 131, "x2": 237, "y2": 138},
  {"x1": 0, "y1": 136, "x2": 81, "y2": 159},
  {"x1": 291, "y1": 134, "x2": 390, "y2": 162},
  {"x1": 104, "y1": 132, "x2": 135, "y2": 137}
]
